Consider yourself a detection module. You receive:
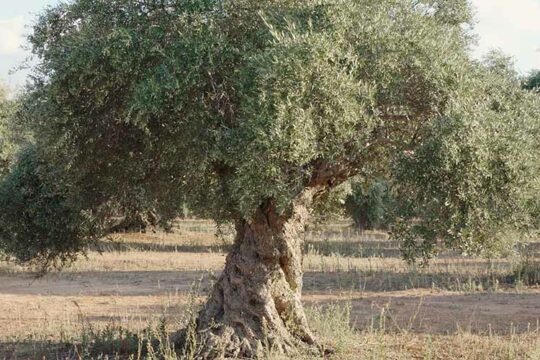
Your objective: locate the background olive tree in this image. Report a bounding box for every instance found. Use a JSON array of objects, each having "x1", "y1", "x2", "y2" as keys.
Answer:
[
  {"x1": 345, "y1": 179, "x2": 394, "y2": 230},
  {"x1": 2, "y1": 0, "x2": 539, "y2": 358},
  {"x1": 523, "y1": 70, "x2": 540, "y2": 93}
]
